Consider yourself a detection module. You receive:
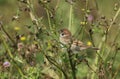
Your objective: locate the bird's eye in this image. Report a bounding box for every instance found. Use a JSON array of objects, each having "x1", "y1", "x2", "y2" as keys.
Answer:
[
  {"x1": 62, "y1": 33, "x2": 64, "y2": 36},
  {"x1": 61, "y1": 33, "x2": 65, "y2": 36}
]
